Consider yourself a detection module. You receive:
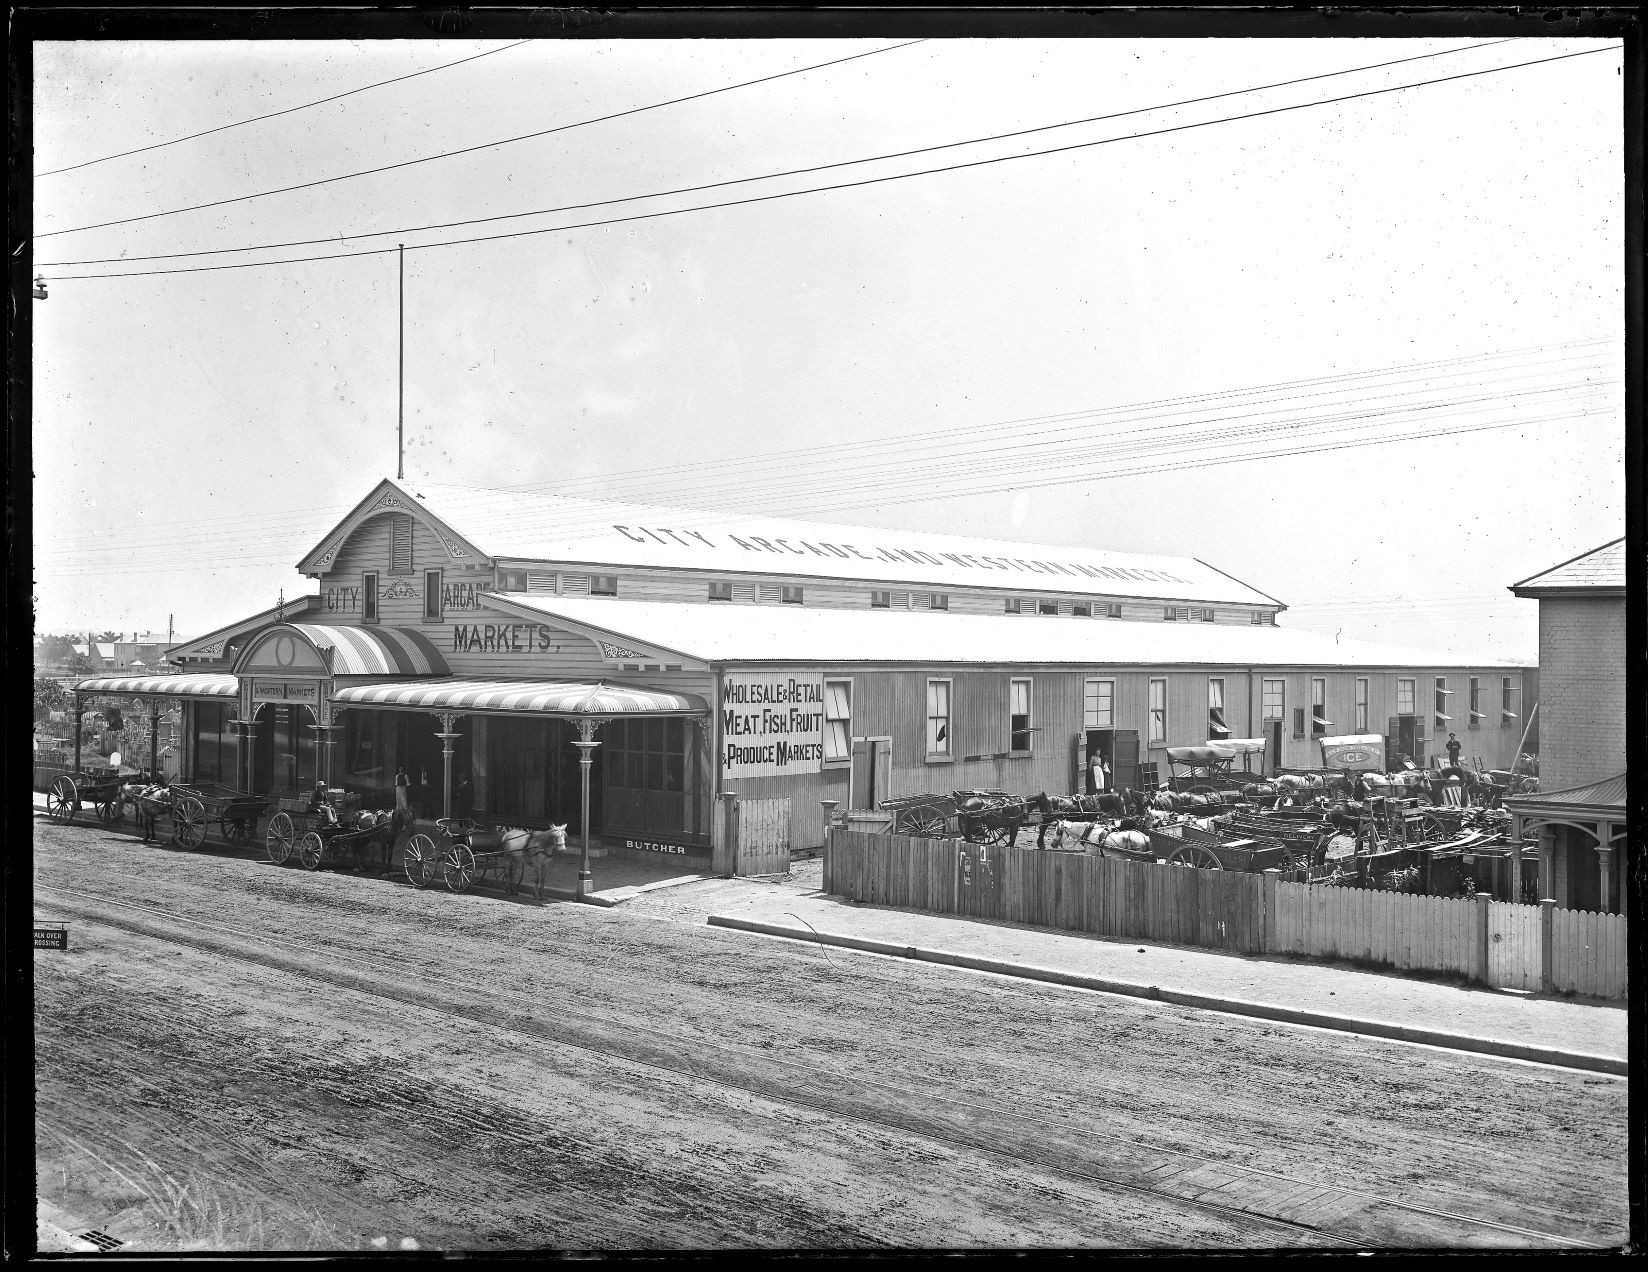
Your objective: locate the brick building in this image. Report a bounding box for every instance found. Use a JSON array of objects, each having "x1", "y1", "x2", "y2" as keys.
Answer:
[{"x1": 1505, "y1": 539, "x2": 1627, "y2": 913}]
